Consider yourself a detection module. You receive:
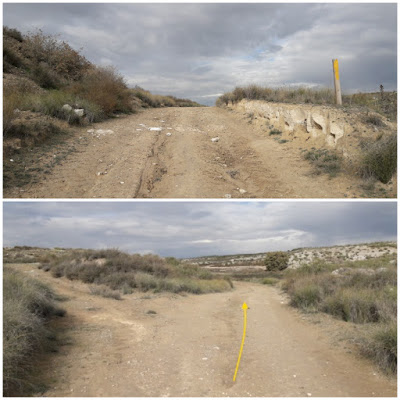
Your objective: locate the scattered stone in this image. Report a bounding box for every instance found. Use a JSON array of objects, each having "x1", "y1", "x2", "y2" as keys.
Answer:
[
  {"x1": 62, "y1": 104, "x2": 73, "y2": 112},
  {"x1": 74, "y1": 108, "x2": 85, "y2": 117},
  {"x1": 239, "y1": 189, "x2": 247, "y2": 194},
  {"x1": 224, "y1": 194, "x2": 232, "y2": 198},
  {"x1": 120, "y1": 181, "x2": 125, "y2": 184},
  {"x1": 87, "y1": 129, "x2": 95, "y2": 133},
  {"x1": 166, "y1": 132, "x2": 172, "y2": 137},
  {"x1": 307, "y1": 394, "x2": 312, "y2": 397},
  {"x1": 146, "y1": 310, "x2": 157, "y2": 314},
  {"x1": 211, "y1": 137, "x2": 220, "y2": 142},
  {"x1": 9, "y1": 159, "x2": 14, "y2": 162},
  {"x1": 149, "y1": 127, "x2": 162, "y2": 131},
  {"x1": 202, "y1": 357, "x2": 208, "y2": 361}
]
